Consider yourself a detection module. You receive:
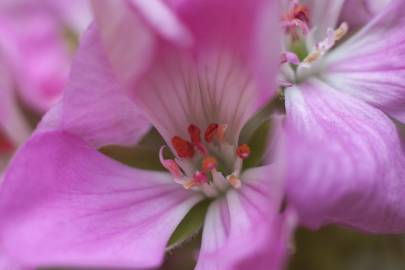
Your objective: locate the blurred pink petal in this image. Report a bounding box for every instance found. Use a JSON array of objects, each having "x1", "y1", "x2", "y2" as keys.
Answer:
[
  {"x1": 195, "y1": 164, "x2": 288, "y2": 270},
  {"x1": 325, "y1": 0, "x2": 405, "y2": 123},
  {"x1": 0, "y1": 131, "x2": 202, "y2": 268},
  {"x1": 0, "y1": 0, "x2": 90, "y2": 112},
  {"x1": 285, "y1": 79, "x2": 405, "y2": 233},
  {"x1": 60, "y1": 25, "x2": 150, "y2": 148}
]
